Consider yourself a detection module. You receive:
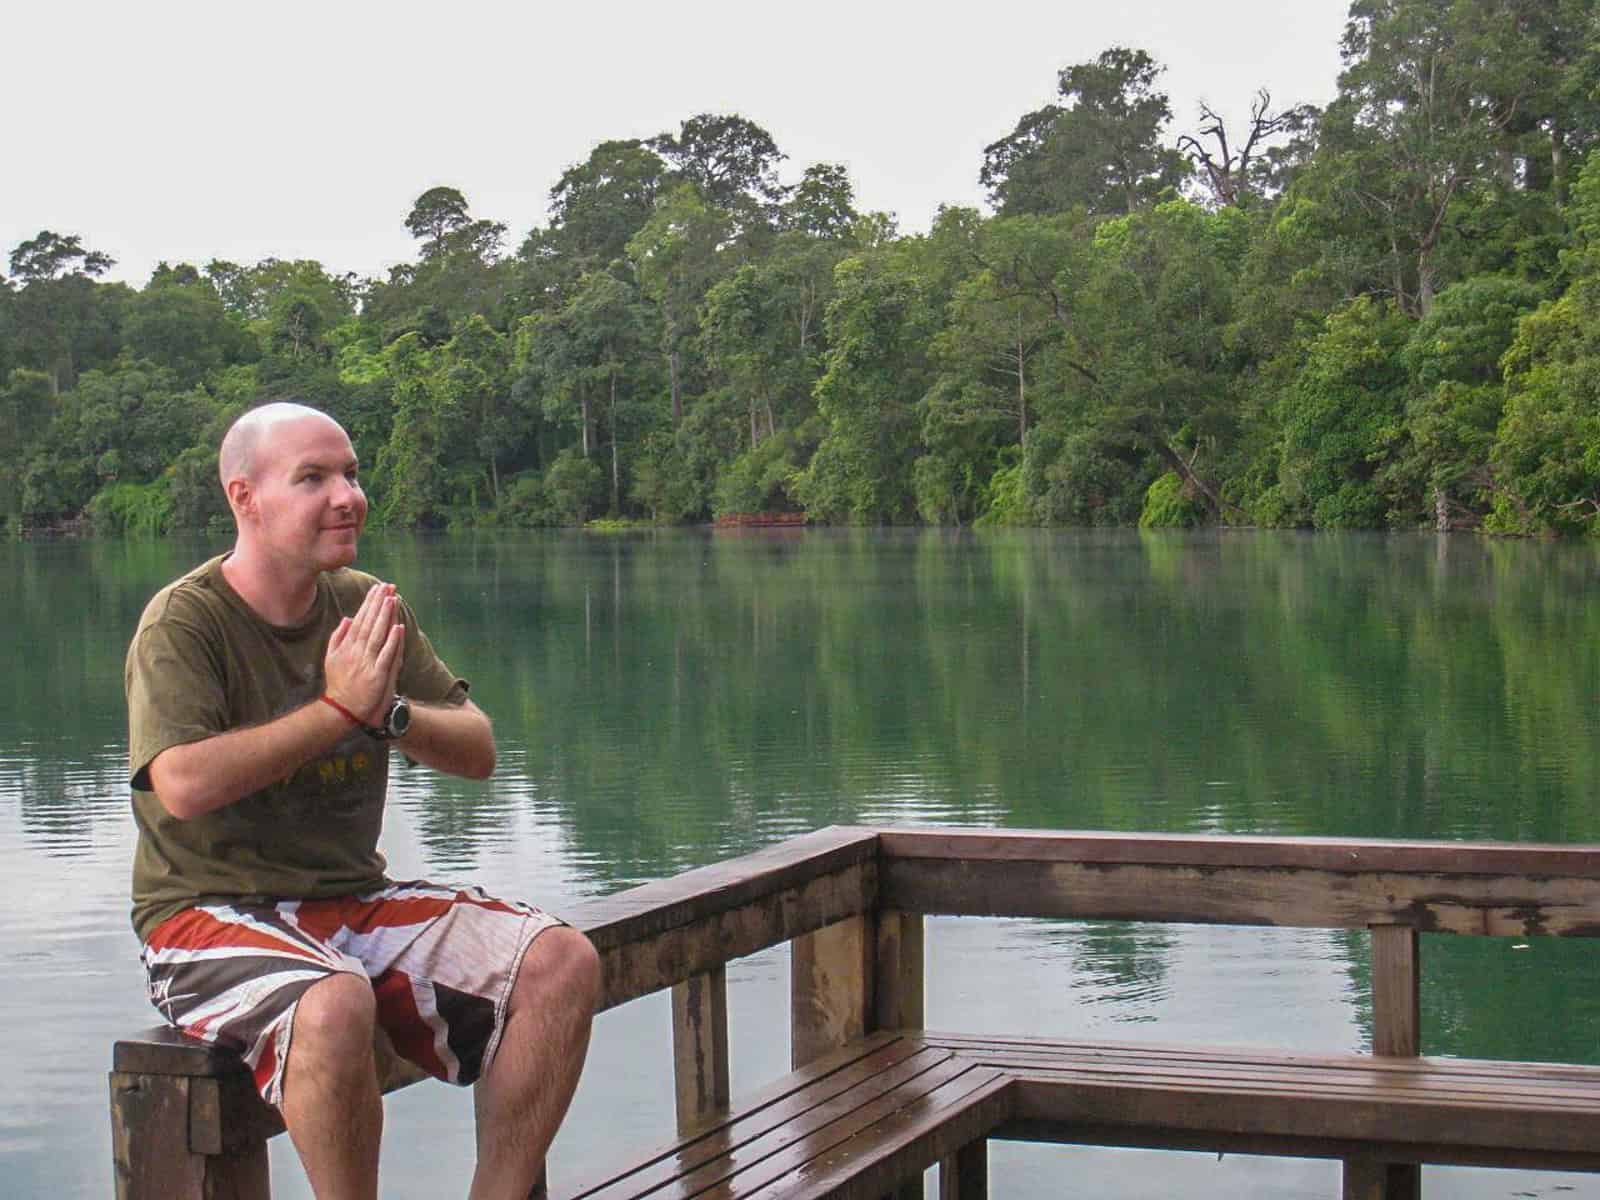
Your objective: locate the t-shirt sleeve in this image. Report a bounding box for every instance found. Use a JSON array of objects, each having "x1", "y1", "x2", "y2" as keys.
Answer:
[
  {"x1": 395, "y1": 596, "x2": 470, "y2": 707},
  {"x1": 126, "y1": 614, "x2": 230, "y2": 792}
]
